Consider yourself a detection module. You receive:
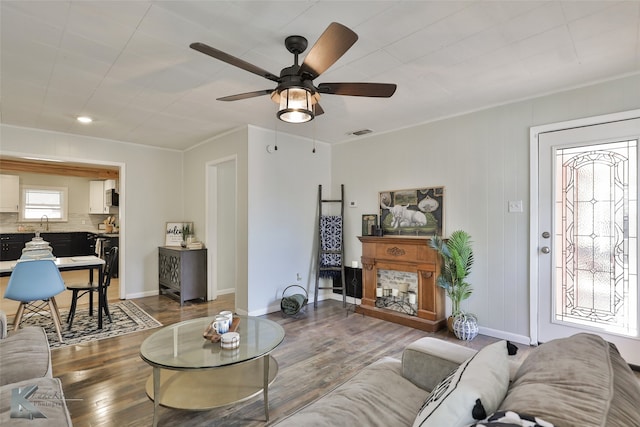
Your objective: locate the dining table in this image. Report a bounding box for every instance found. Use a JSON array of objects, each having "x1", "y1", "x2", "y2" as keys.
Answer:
[{"x1": 0, "y1": 255, "x2": 107, "y2": 328}]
